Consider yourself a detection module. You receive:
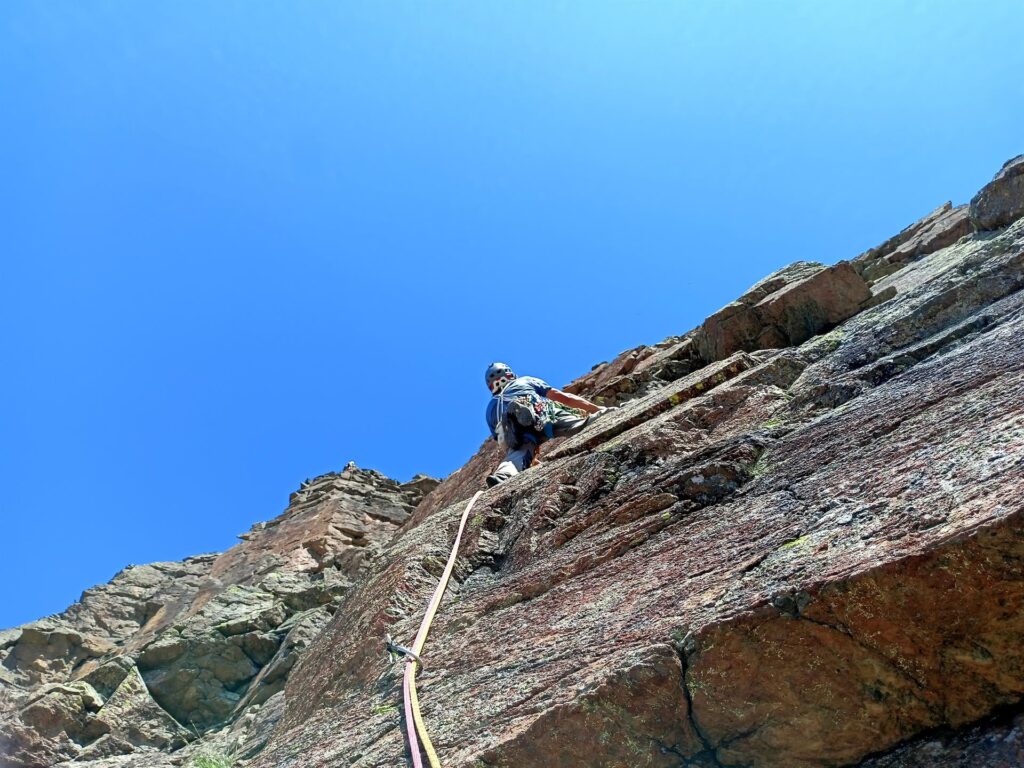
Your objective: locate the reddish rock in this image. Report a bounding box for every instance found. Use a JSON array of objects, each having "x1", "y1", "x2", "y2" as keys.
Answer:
[
  {"x1": 694, "y1": 261, "x2": 871, "y2": 363},
  {"x1": 545, "y1": 350, "x2": 772, "y2": 461},
  {"x1": 256, "y1": 209, "x2": 1023, "y2": 768},
  {"x1": 858, "y1": 708, "x2": 1024, "y2": 767},
  {"x1": 475, "y1": 645, "x2": 705, "y2": 768},
  {"x1": 854, "y1": 201, "x2": 972, "y2": 282},
  {"x1": 563, "y1": 335, "x2": 703, "y2": 406},
  {"x1": 1, "y1": 465, "x2": 435, "y2": 766}
]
